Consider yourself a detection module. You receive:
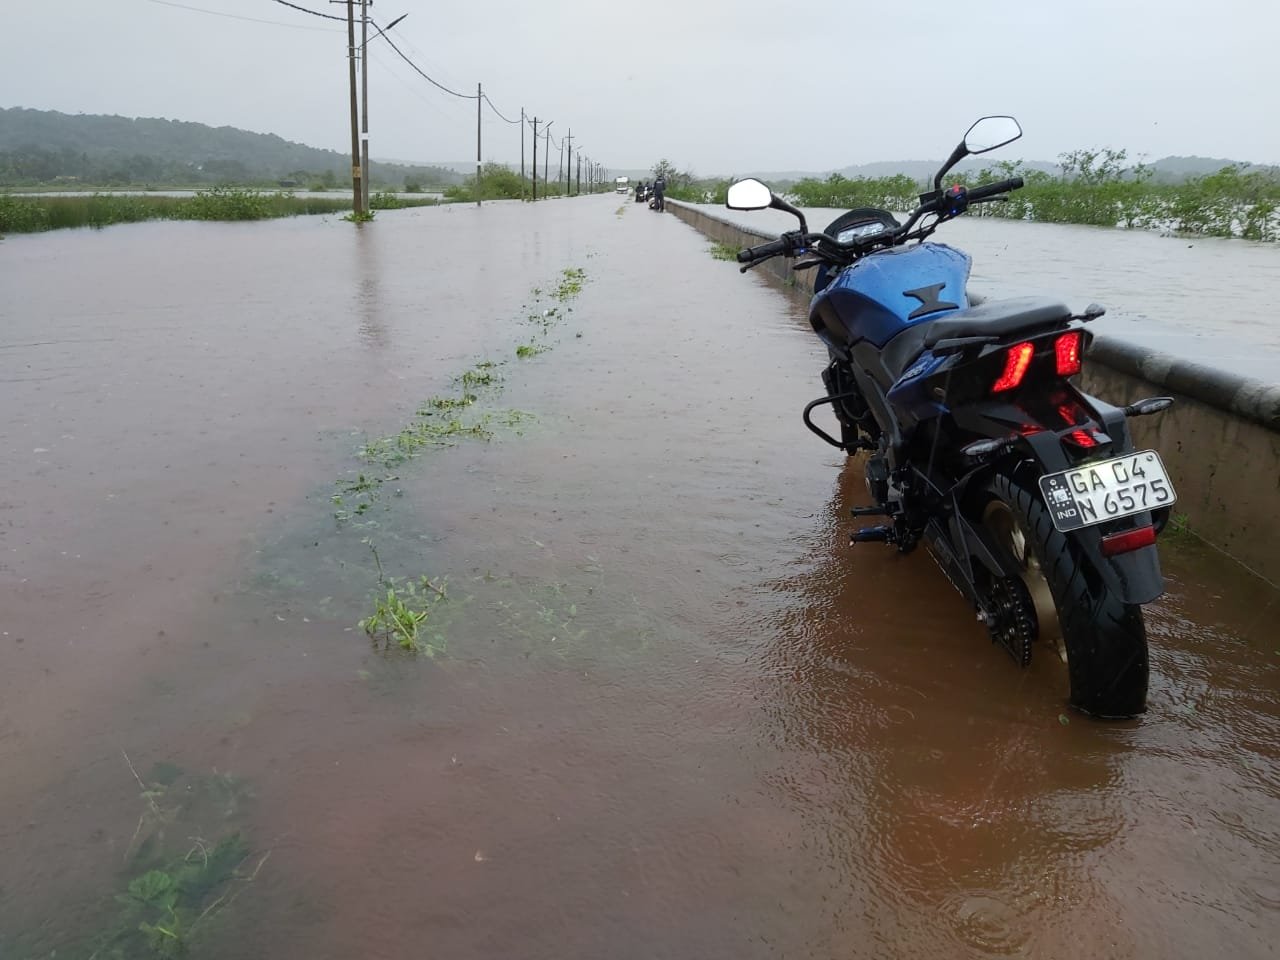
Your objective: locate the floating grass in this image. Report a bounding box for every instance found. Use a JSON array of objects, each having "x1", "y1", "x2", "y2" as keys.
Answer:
[{"x1": 329, "y1": 266, "x2": 590, "y2": 655}]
